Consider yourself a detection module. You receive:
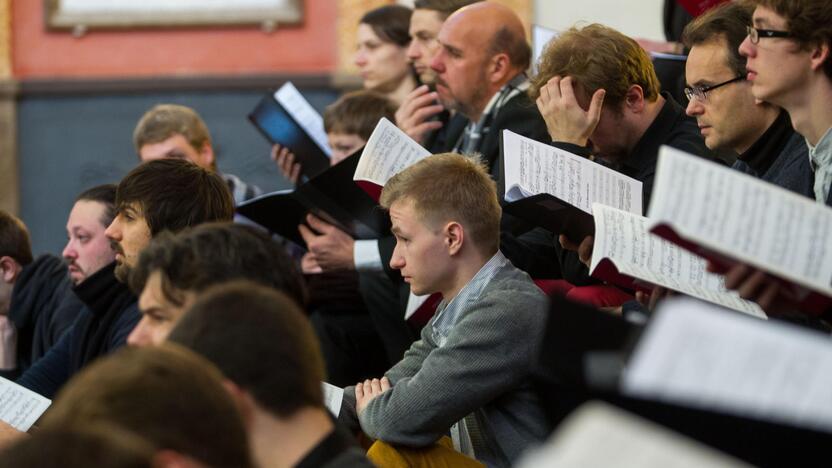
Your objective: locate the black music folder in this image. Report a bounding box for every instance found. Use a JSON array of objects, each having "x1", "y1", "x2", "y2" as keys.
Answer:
[{"x1": 236, "y1": 149, "x2": 390, "y2": 248}]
